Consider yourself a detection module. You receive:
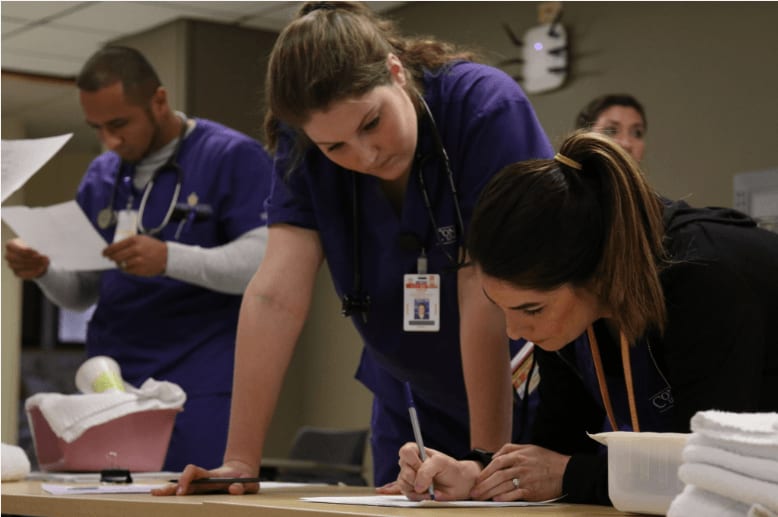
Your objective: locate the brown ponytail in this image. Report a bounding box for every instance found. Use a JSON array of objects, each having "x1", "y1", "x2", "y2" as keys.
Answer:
[{"x1": 468, "y1": 131, "x2": 667, "y2": 343}]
